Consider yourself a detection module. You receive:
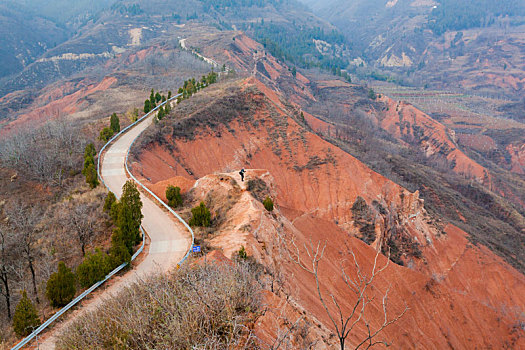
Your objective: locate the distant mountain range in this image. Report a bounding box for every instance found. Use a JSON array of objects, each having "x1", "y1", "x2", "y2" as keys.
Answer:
[{"x1": 300, "y1": 0, "x2": 525, "y2": 96}]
